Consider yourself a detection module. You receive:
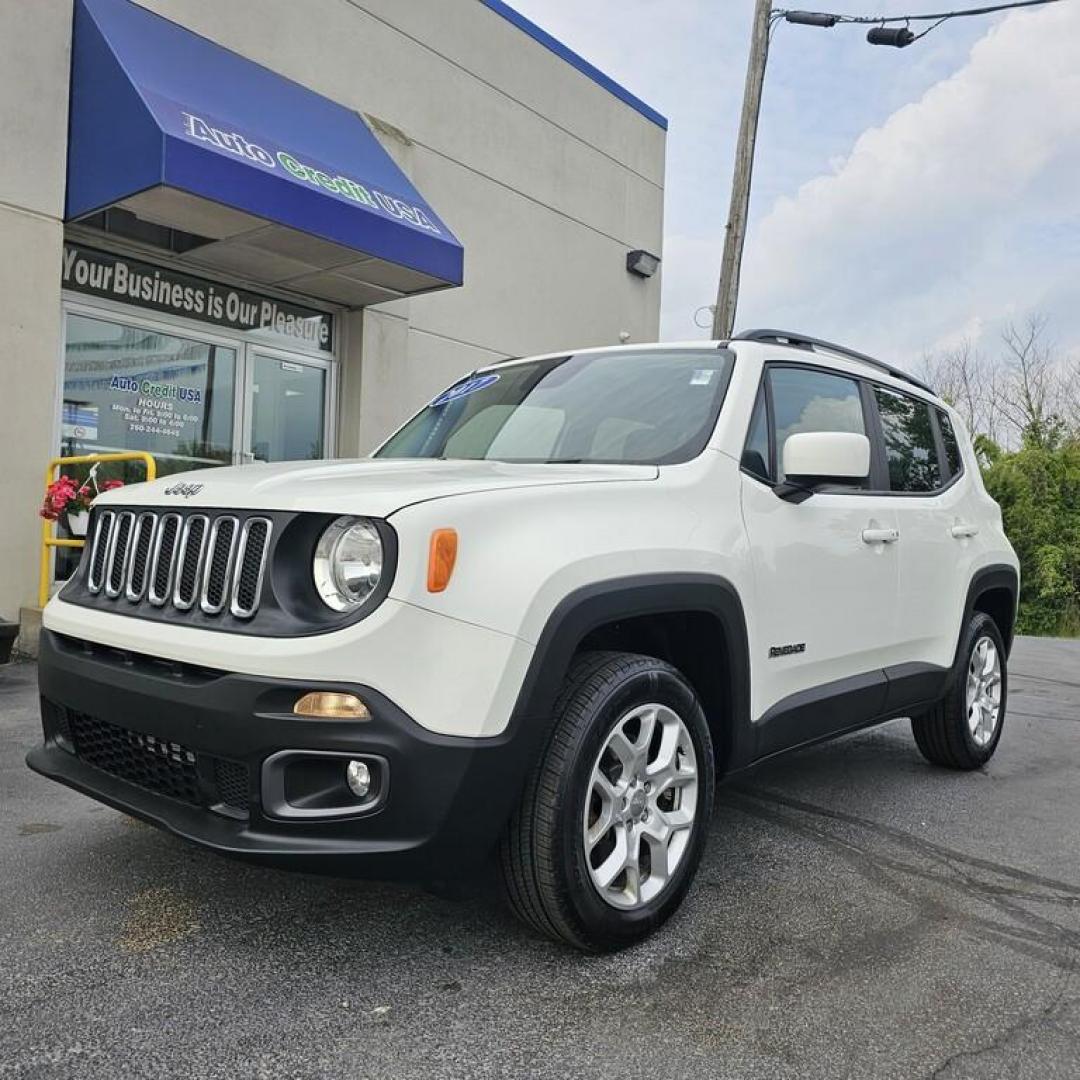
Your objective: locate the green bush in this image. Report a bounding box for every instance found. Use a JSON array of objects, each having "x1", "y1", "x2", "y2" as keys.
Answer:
[{"x1": 981, "y1": 441, "x2": 1080, "y2": 637}]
